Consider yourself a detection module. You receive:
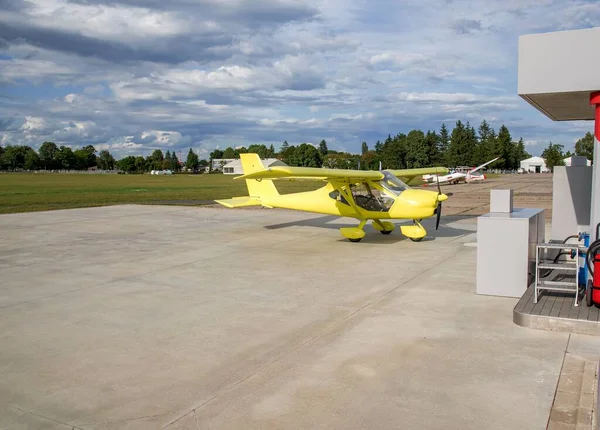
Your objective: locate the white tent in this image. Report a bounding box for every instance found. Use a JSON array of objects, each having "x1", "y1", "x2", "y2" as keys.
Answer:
[
  {"x1": 520, "y1": 156, "x2": 549, "y2": 173},
  {"x1": 563, "y1": 156, "x2": 591, "y2": 166}
]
